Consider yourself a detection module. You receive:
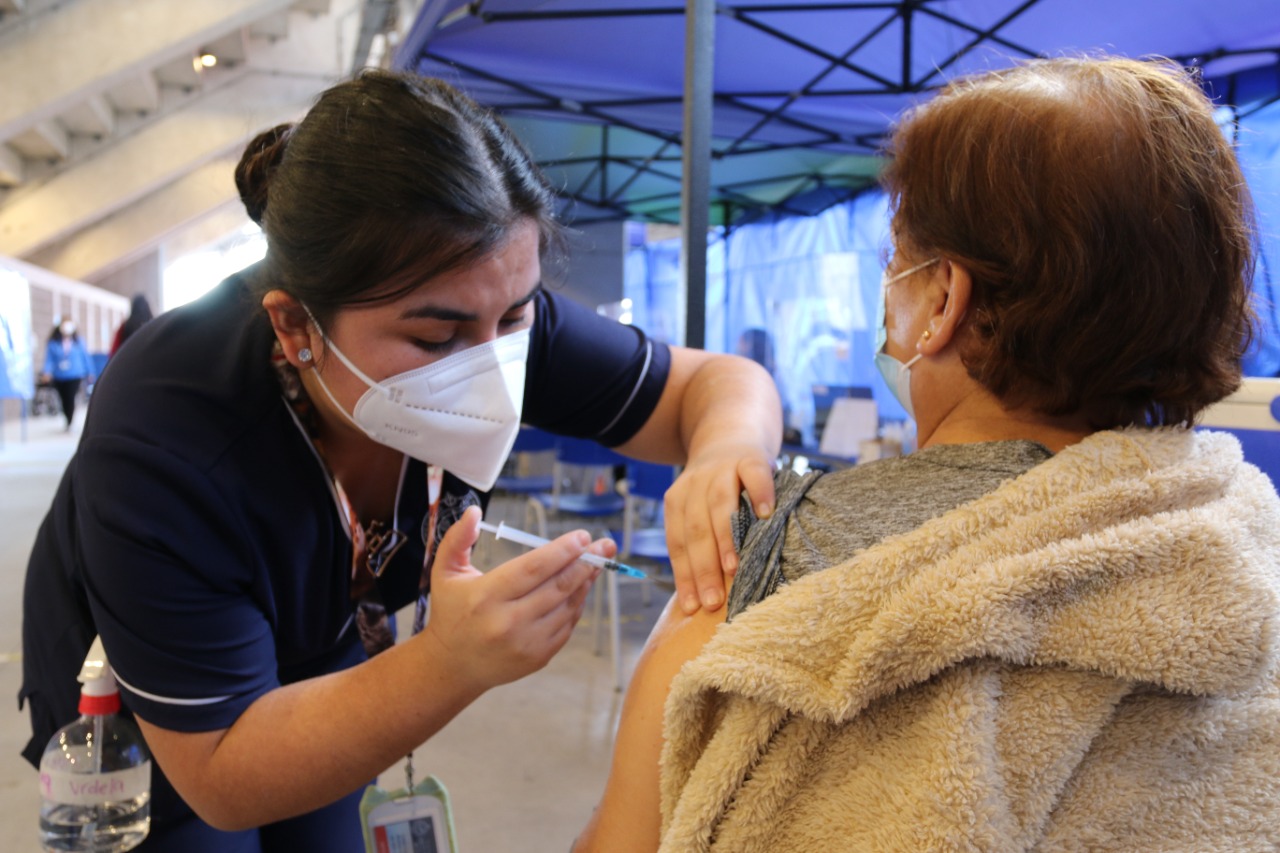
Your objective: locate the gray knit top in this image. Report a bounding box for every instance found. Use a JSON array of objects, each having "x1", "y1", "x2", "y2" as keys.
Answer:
[{"x1": 727, "y1": 441, "x2": 1054, "y2": 619}]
